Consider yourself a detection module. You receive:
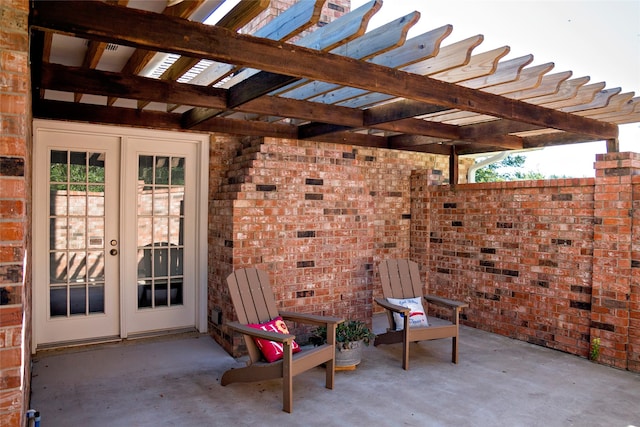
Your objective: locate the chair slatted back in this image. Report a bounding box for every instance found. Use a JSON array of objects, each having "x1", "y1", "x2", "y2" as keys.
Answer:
[
  {"x1": 227, "y1": 268, "x2": 280, "y2": 325},
  {"x1": 379, "y1": 259, "x2": 424, "y2": 299}
]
